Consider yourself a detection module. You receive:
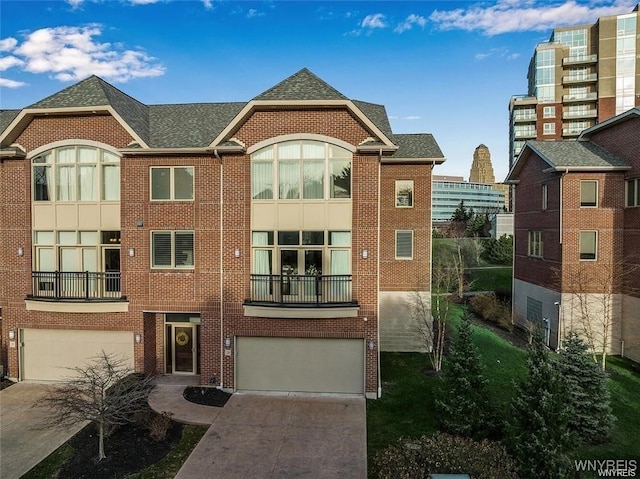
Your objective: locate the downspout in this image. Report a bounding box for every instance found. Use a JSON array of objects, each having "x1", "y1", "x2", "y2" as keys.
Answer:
[
  {"x1": 377, "y1": 149, "x2": 382, "y2": 398},
  {"x1": 557, "y1": 169, "x2": 568, "y2": 349},
  {"x1": 214, "y1": 148, "x2": 224, "y2": 389}
]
